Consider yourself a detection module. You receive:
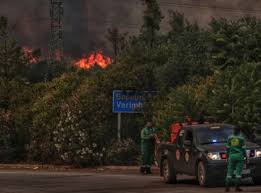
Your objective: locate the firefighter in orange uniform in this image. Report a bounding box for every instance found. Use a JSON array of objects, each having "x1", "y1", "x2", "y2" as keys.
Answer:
[{"x1": 170, "y1": 122, "x2": 183, "y2": 143}]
